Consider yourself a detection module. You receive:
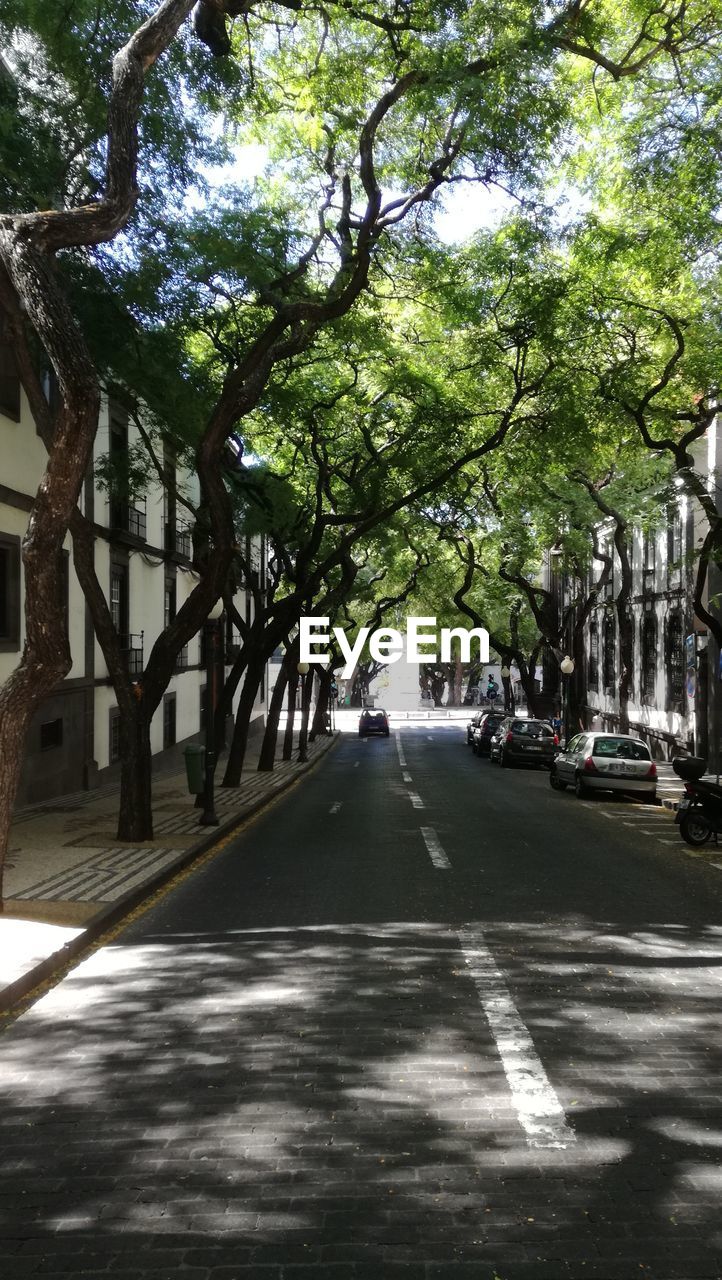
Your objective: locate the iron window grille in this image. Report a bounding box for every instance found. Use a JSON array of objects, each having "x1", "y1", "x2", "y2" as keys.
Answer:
[
  {"x1": 642, "y1": 615, "x2": 657, "y2": 703},
  {"x1": 120, "y1": 632, "x2": 144, "y2": 676},
  {"x1": 667, "y1": 613, "x2": 685, "y2": 707},
  {"x1": 603, "y1": 613, "x2": 616, "y2": 692},
  {"x1": 588, "y1": 618, "x2": 599, "y2": 689}
]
